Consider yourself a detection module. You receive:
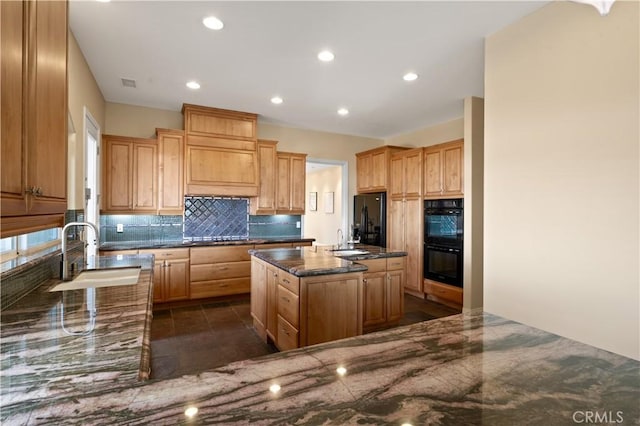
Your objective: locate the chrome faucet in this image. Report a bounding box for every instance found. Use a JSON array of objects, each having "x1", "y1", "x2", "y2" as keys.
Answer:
[
  {"x1": 337, "y1": 228, "x2": 343, "y2": 249},
  {"x1": 61, "y1": 221, "x2": 100, "y2": 281}
]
